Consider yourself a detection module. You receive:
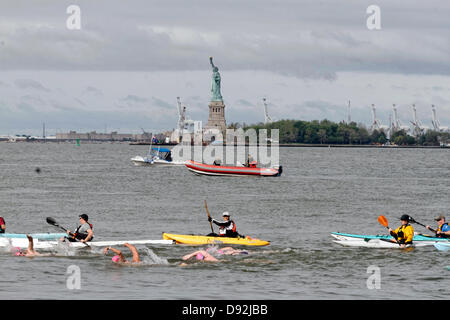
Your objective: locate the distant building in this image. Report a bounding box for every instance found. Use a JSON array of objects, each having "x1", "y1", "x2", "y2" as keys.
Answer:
[{"x1": 55, "y1": 131, "x2": 148, "y2": 142}]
